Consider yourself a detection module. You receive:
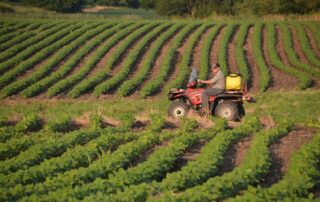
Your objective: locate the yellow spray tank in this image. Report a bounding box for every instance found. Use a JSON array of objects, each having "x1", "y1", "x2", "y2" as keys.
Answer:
[{"x1": 226, "y1": 73, "x2": 242, "y2": 91}]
